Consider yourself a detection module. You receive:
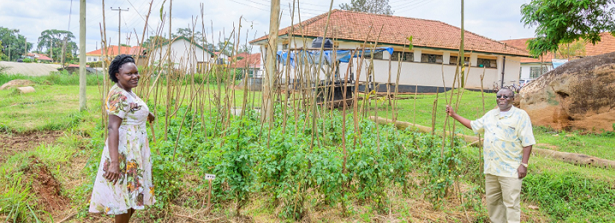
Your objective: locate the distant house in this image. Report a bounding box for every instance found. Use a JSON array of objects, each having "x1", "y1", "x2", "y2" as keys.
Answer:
[
  {"x1": 250, "y1": 9, "x2": 530, "y2": 92},
  {"x1": 85, "y1": 45, "x2": 145, "y2": 63},
  {"x1": 502, "y1": 32, "x2": 615, "y2": 81},
  {"x1": 213, "y1": 51, "x2": 230, "y2": 65},
  {"x1": 148, "y1": 36, "x2": 214, "y2": 73},
  {"x1": 231, "y1": 53, "x2": 262, "y2": 77},
  {"x1": 26, "y1": 53, "x2": 53, "y2": 63}
]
